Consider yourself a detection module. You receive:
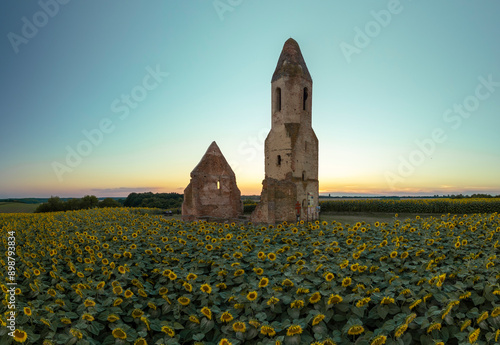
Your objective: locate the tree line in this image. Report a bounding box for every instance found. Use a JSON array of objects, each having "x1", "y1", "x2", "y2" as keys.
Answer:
[
  {"x1": 123, "y1": 192, "x2": 183, "y2": 210},
  {"x1": 34, "y1": 192, "x2": 184, "y2": 213},
  {"x1": 34, "y1": 196, "x2": 121, "y2": 213}
]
